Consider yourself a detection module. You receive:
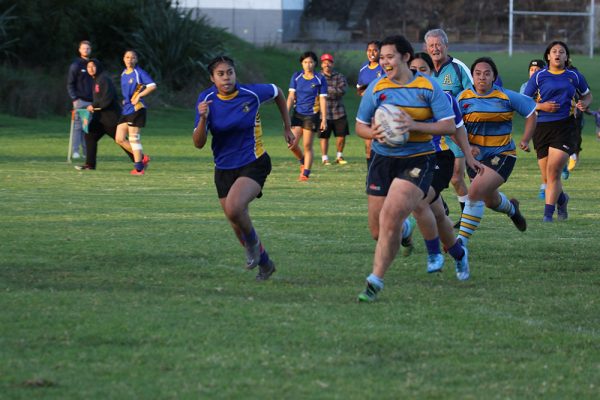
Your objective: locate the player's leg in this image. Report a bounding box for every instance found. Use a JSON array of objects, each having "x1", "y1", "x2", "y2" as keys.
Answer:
[
  {"x1": 319, "y1": 129, "x2": 330, "y2": 165},
  {"x1": 299, "y1": 127, "x2": 314, "y2": 180},
  {"x1": 364, "y1": 138, "x2": 372, "y2": 168},
  {"x1": 450, "y1": 156, "x2": 469, "y2": 228},
  {"x1": 413, "y1": 188, "x2": 444, "y2": 272},
  {"x1": 430, "y1": 195, "x2": 469, "y2": 280},
  {"x1": 544, "y1": 147, "x2": 570, "y2": 222},
  {"x1": 289, "y1": 125, "x2": 304, "y2": 169},
  {"x1": 334, "y1": 117, "x2": 349, "y2": 164}
]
